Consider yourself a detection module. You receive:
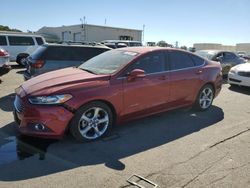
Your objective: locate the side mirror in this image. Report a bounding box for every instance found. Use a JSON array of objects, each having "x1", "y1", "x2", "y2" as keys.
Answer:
[
  {"x1": 215, "y1": 56, "x2": 222, "y2": 62},
  {"x1": 127, "y1": 69, "x2": 146, "y2": 81}
]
